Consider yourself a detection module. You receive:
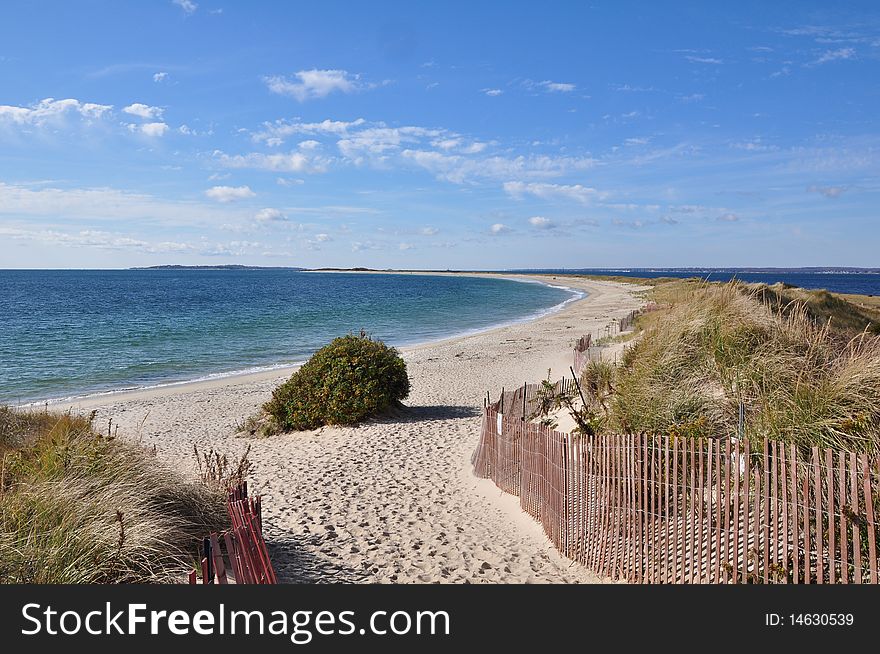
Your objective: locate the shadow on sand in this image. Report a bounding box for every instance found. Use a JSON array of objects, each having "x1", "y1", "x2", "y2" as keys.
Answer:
[{"x1": 267, "y1": 537, "x2": 369, "y2": 584}]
